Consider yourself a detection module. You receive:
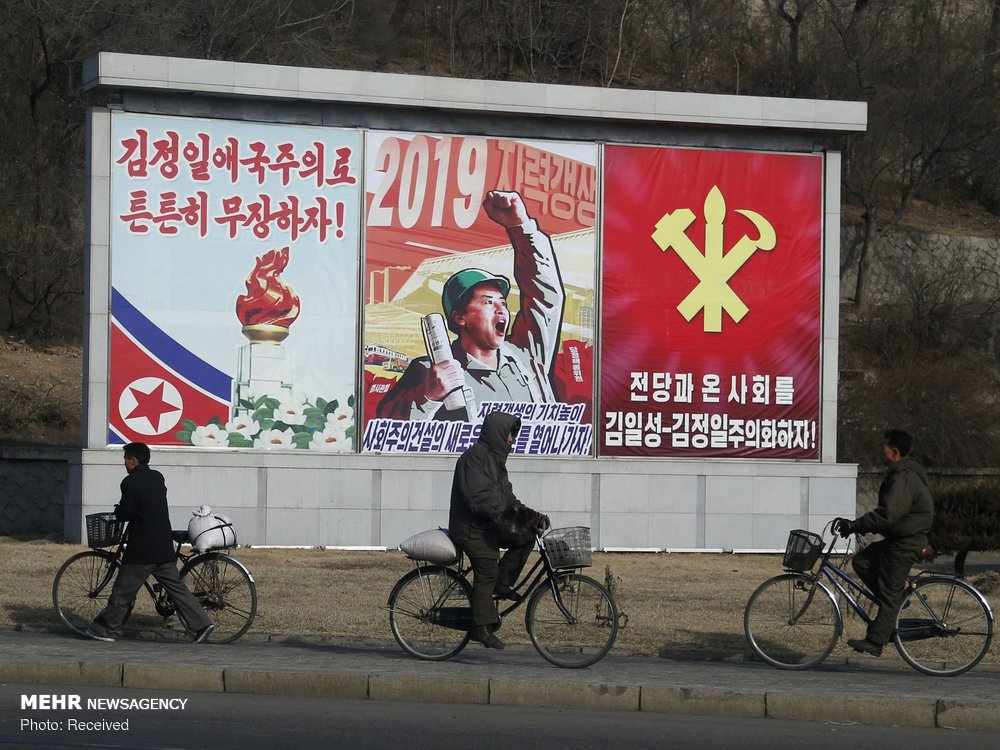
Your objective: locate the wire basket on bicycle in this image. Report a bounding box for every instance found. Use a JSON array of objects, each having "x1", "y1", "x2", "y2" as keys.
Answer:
[
  {"x1": 782, "y1": 529, "x2": 823, "y2": 572},
  {"x1": 86, "y1": 512, "x2": 126, "y2": 549},
  {"x1": 542, "y1": 526, "x2": 592, "y2": 569}
]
